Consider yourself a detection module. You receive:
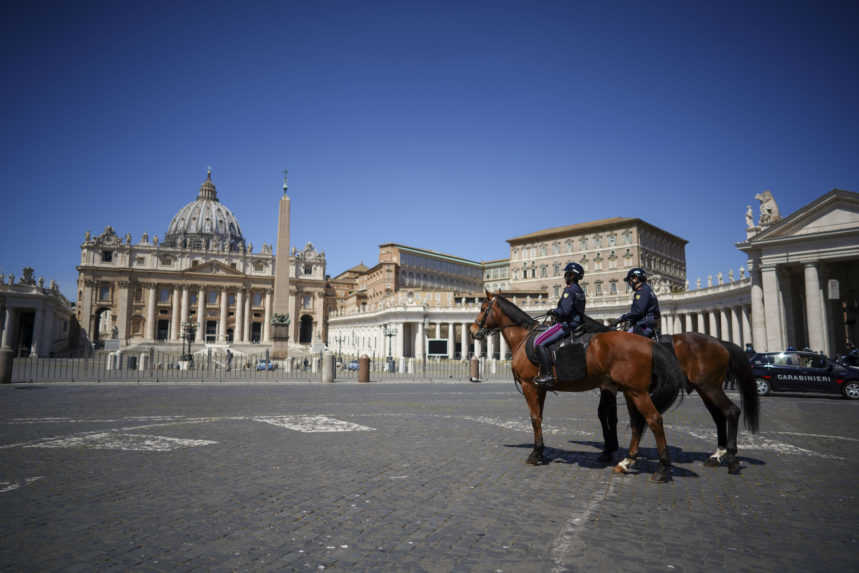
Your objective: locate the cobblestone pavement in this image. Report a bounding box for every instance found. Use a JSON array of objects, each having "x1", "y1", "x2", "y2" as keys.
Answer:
[{"x1": 1, "y1": 381, "x2": 856, "y2": 572}]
